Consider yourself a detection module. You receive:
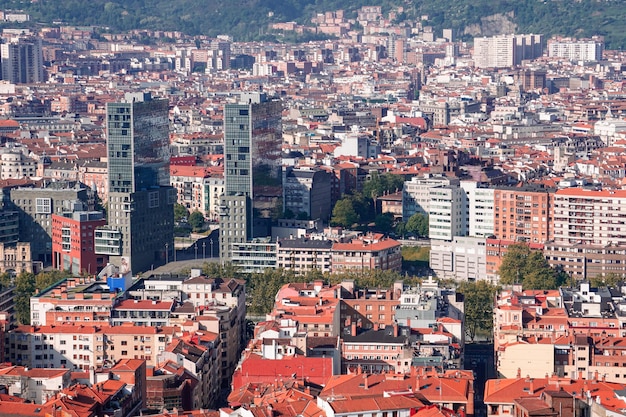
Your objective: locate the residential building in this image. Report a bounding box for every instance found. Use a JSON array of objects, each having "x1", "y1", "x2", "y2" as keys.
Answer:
[
  {"x1": 548, "y1": 37, "x2": 604, "y2": 62},
  {"x1": 473, "y1": 34, "x2": 543, "y2": 68},
  {"x1": 51, "y1": 211, "x2": 107, "y2": 275},
  {"x1": 0, "y1": 151, "x2": 37, "y2": 179},
  {"x1": 170, "y1": 165, "x2": 224, "y2": 221},
  {"x1": 462, "y1": 181, "x2": 494, "y2": 238},
  {"x1": 492, "y1": 186, "x2": 553, "y2": 243},
  {"x1": 283, "y1": 166, "x2": 332, "y2": 221},
  {"x1": 0, "y1": 36, "x2": 44, "y2": 83},
  {"x1": 0, "y1": 241, "x2": 33, "y2": 274},
  {"x1": 110, "y1": 299, "x2": 175, "y2": 327},
  {"x1": 105, "y1": 92, "x2": 175, "y2": 273},
  {"x1": 0, "y1": 366, "x2": 71, "y2": 404},
  {"x1": 331, "y1": 234, "x2": 402, "y2": 273},
  {"x1": 219, "y1": 92, "x2": 283, "y2": 261},
  {"x1": 276, "y1": 237, "x2": 333, "y2": 274},
  {"x1": 230, "y1": 237, "x2": 277, "y2": 273},
  {"x1": 429, "y1": 184, "x2": 466, "y2": 240}
]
